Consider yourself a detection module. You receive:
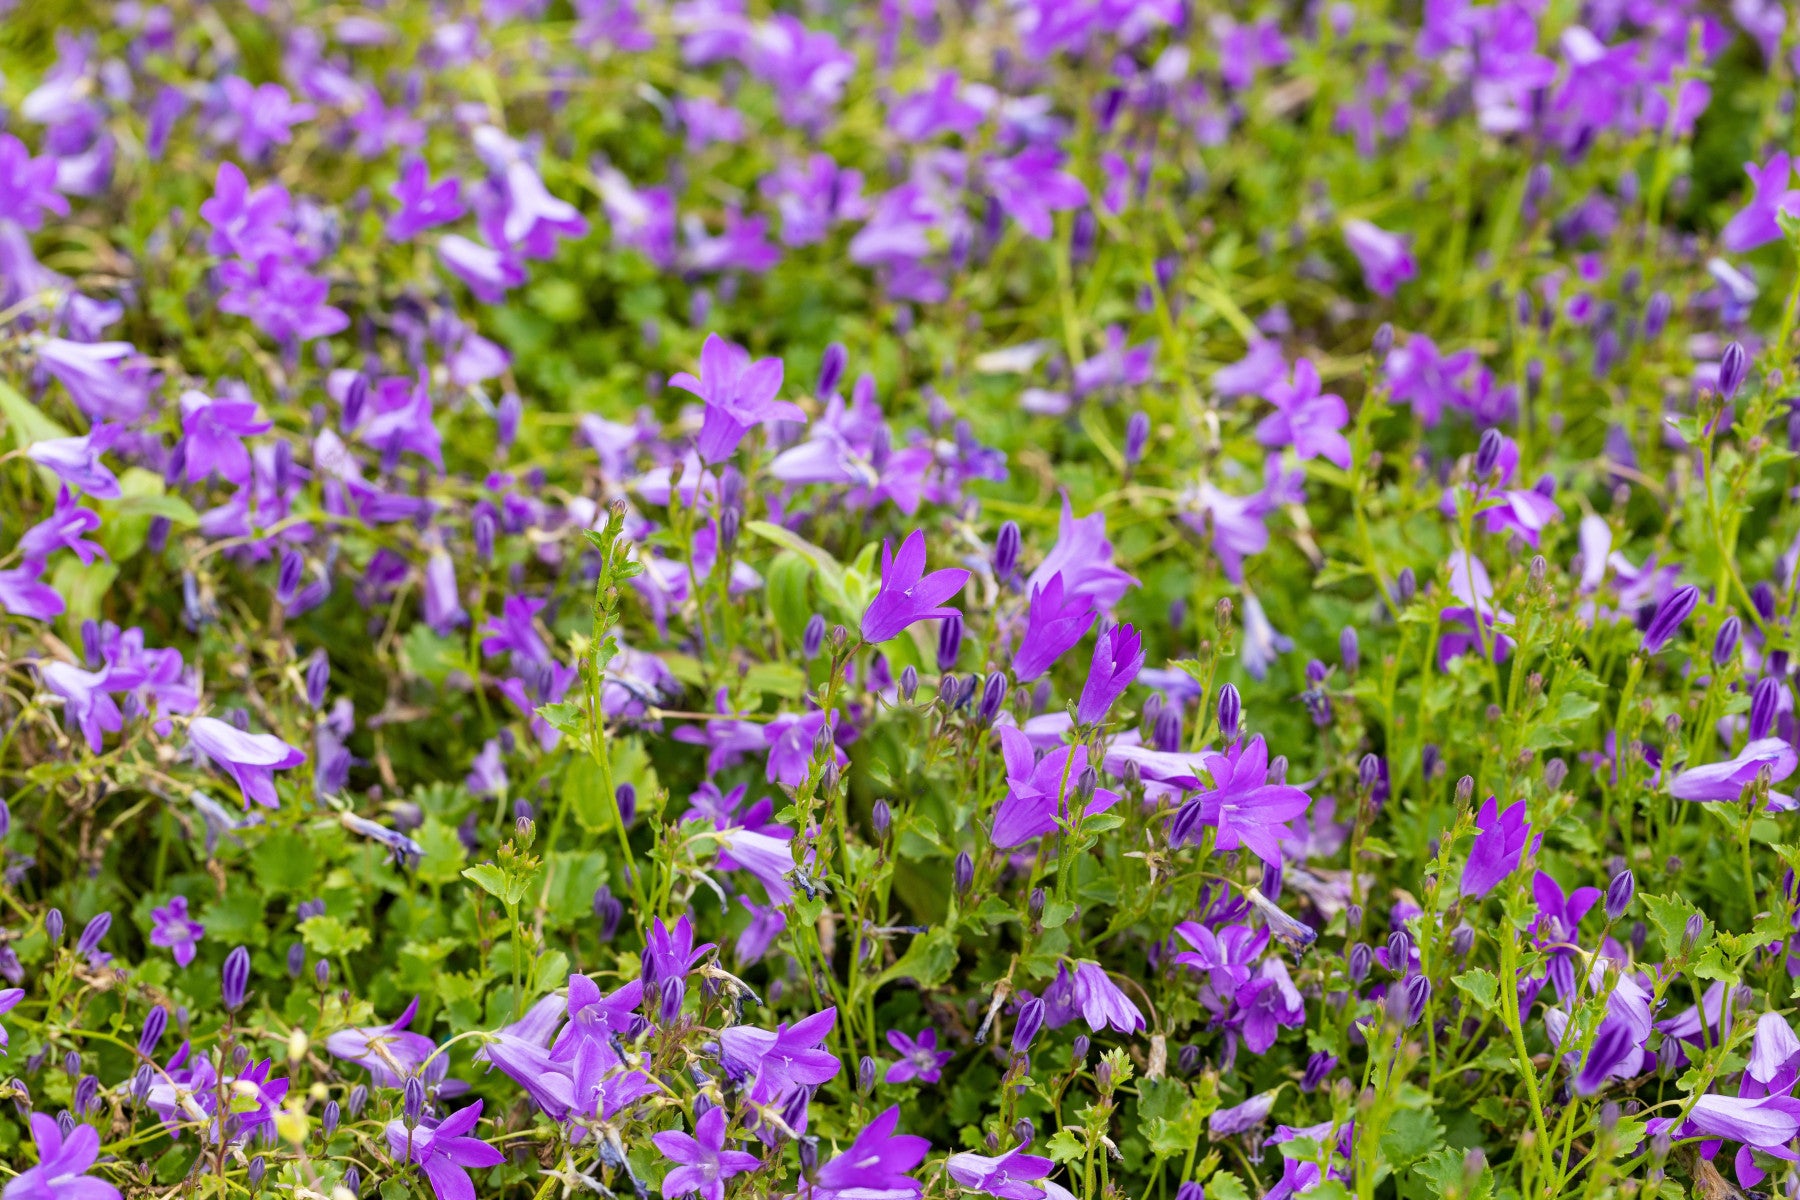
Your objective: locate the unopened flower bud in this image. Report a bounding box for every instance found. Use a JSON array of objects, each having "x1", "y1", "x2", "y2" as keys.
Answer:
[
  {"x1": 44, "y1": 909, "x2": 63, "y2": 946},
  {"x1": 1123, "y1": 412, "x2": 1150, "y2": 467},
  {"x1": 1474, "y1": 429, "x2": 1504, "y2": 480},
  {"x1": 871, "y1": 799, "x2": 892, "y2": 840},
  {"x1": 1714, "y1": 617, "x2": 1741, "y2": 668},
  {"x1": 994, "y1": 522, "x2": 1021, "y2": 581},
  {"x1": 858, "y1": 1056, "x2": 876, "y2": 1095},
  {"x1": 222, "y1": 946, "x2": 251, "y2": 1012},
  {"x1": 1217, "y1": 684, "x2": 1241, "y2": 741},
  {"x1": 899, "y1": 666, "x2": 918, "y2": 702},
  {"x1": 1455, "y1": 774, "x2": 1475, "y2": 807},
  {"x1": 1339, "y1": 627, "x2": 1359, "y2": 675},
  {"x1": 1394, "y1": 567, "x2": 1416, "y2": 607},
  {"x1": 1347, "y1": 943, "x2": 1372, "y2": 983},
  {"x1": 1605, "y1": 869, "x2": 1635, "y2": 921},
  {"x1": 403, "y1": 1077, "x2": 425, "y2": 1126},
  {"x1": 803, "y1": 614, "x2": 827, "y2": 659},
  {"x1": 1177, "y1": 1044, "x2": 1201, "y2": 1075},
  {"x1": 1751, "y1": 676, "x2": 1781, "y2": 741},
  {"x1": 1719, "y1": 341, "x2": 1749, "y2": 401},
  {"x1": 954, "y1": 852, "x2": 974, "y2": 896},
  {"x1": 817, "y1": 343, "x2": 848, "y2": 397},
  {"x1": 937, "y1": 614, "x2": 964, "y2": 672},
  {"x1": 1013, "y1": 997, "x2": 1045, "y2": 1053}
]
